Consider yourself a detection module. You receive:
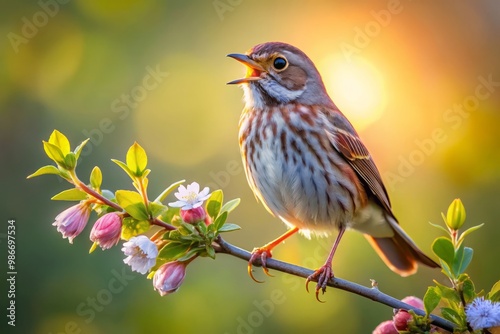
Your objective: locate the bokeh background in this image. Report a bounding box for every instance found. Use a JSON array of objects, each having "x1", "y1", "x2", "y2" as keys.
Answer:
[{"x1": 1, "y1": 1, "x2": 499, "y2": 333}]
